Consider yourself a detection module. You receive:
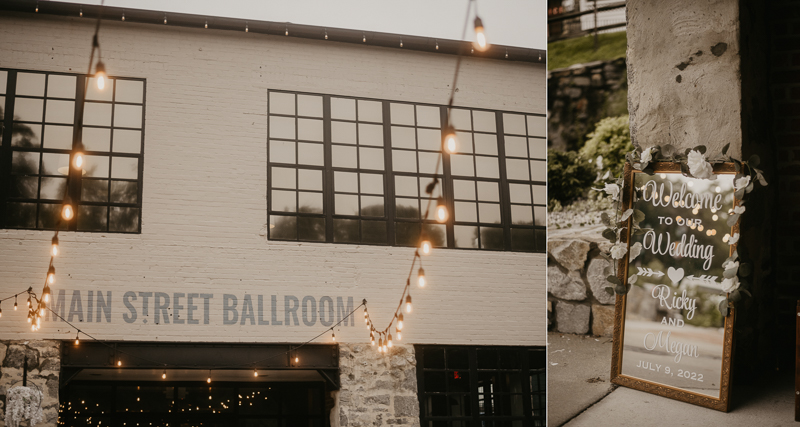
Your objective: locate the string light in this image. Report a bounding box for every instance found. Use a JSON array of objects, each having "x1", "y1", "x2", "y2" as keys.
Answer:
[
  {"x1": 47, "y1": 266, "x2": 55, "y2": 285},
  {"x1": 117, "y1": 360, "x2": 122, "y2": 366},
  {"x1": 245, "y1": 23, "x2": 249, "y2": 33},
  {"x1": 405, "y1": 294, "x2": 412, "y2": 313},
  {"x1": 35, "y1": 1, "x2": 38, "y2": 13},
  {"x1": 164, "y1": 14, "x2": 167, "y2": 25},
  {"x1": 397, "y1": 329, "x2": 402, "y2": 340},
  {"x1": 473, "y1": 16, "x2": 488, "y2": 51},
  {"x1": 331, "y1": 331, "x2": 336, "y2": 342},
  {"x1": 75, "y1": 333, "x2": 80, "y2": 346},
  {"x1": 285, "y1": 25, "x2": 288, "y2": 36},
  {"x1": 400, "y1": 40, "x2": 404, "y2": 48},
  {"x1": 435, "y1": 40, "x2": 439, "y2": 50},
  {"x1": 397, "y1": 313, "x2": 404, "y2": 330},
  {"x1": 418, "y1": 268, "x2": 426, "y2": 287},
  {"x1": 420, "y1": 238, "x2": 432, "y2": 255},
  {"x1": 14, "y1": 296, "x2": 18, "y2": 311},
  {"x1": 387, "y1": 333, "x2": 393, "y2": 348},
  {"x1": 51, "y1": 236, "x2": 59, "y2": 257},
  {"x1": 162, "y1": 370, "x2": 166, "y2": 379},
  {"x1": 62, "y1": 196, "x2": 74, "y2": 220},
  {"x1": 121, "y1": 12, "x2": 125, "y2": 21},
  {"x1": 443, "y1": 125, "x2": 458, "y2": 154},
  {"x1": 471, "y1": 47, "x2": 474, "y2": 54},
  {"x1": 42, "y1": 285, "x2": 51, "y2": 303},
  {"x1": 0, "y1": 303, "x2": 3, "y2": 318},
  {"x1": 207, "y1": 371, "x2": 211, "y2": 383},
  {"x1": 362, "y1": 33, "x2": 366, "y2": 43},
  {"x1": 324, "y1": 29, "x2": 328, "y2": 40},
  {"x1": 435, "y1": 198, "x2": 448, "y2": 222},
  {"x1": 253, "y1": 368, "x2": 258, "y2": 377},
  {"x1": 505, "y1": 49, "x2": 509, "y2": 59},
  {"x1": 80, "y1": 8, "x2": 83, "y2": 17},
  {"x1": 205, "y1": 21, "x2": 208, "y2": 29},
  {"x1": 94, "y1": 61, "x2": 107, "y2": 90}
]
